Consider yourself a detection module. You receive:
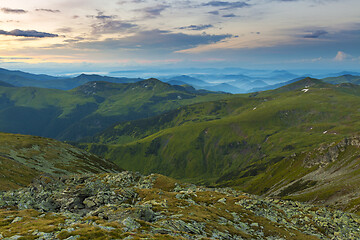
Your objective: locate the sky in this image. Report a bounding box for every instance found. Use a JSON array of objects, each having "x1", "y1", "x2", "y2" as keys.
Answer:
[{"x1": 0, "y1": 0, "x2": 359, "y2": 74}]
